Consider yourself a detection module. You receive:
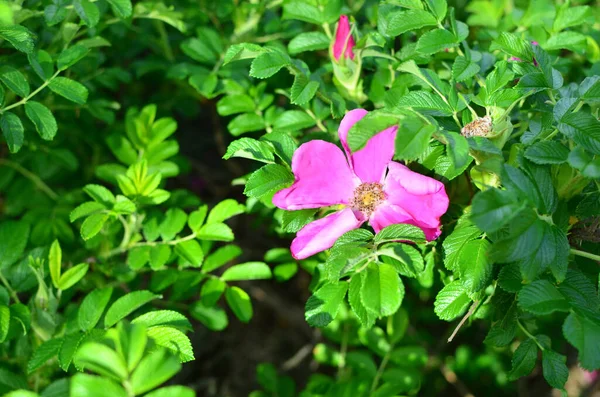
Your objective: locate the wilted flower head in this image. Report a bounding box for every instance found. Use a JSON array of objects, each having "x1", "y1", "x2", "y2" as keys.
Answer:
[
  {"x1": 332, "y1": 15, "x2": 355, "y2": 61},
  {"x1": 461, "y1": 115, "x2": 493, "y2": 138},
  {"x1": 273, "y1": 109, "x2": 449, "y2": 259}
]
